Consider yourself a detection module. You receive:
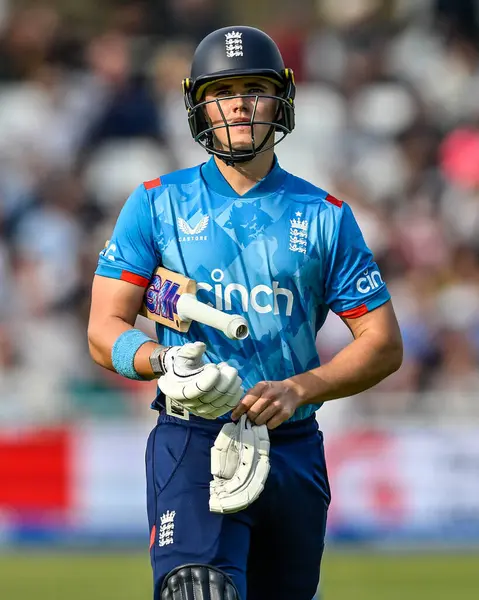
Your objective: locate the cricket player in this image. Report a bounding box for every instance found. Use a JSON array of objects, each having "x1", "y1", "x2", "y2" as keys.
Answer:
[{"x1": 88, "y1": 25, "x2": 403, "y2": 600}]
